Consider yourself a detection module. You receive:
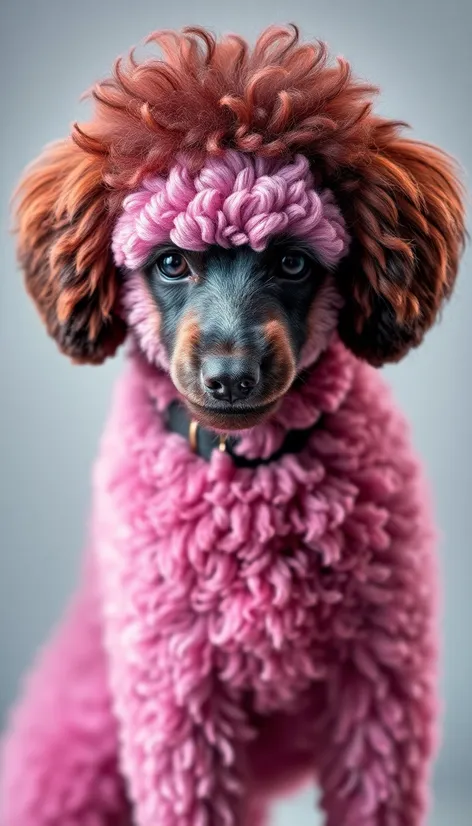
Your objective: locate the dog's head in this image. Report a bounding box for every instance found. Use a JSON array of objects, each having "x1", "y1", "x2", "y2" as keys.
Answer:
[
  {"x1": 13, "y1": 25, "x2": 466, "y2": 431},
  {"x1": 112, "y1": 151, "x2": 348, "y2": 429}
]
